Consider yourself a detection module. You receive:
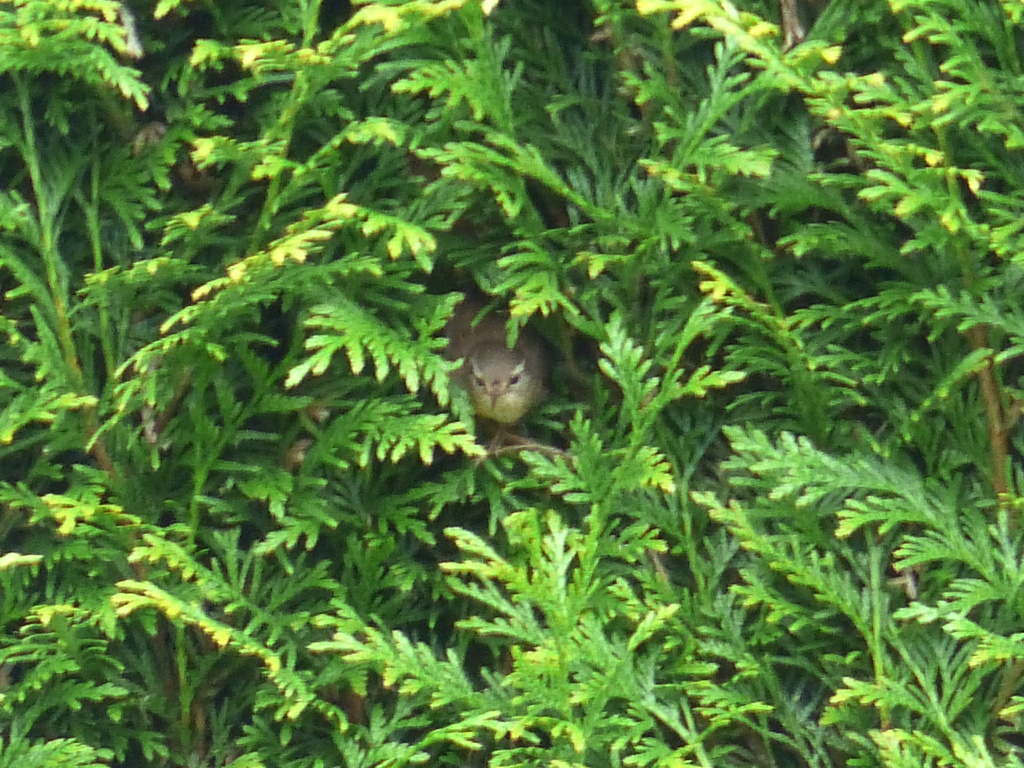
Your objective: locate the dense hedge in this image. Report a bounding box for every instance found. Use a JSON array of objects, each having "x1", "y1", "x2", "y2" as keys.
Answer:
[{"x1": 2, "y1": 1, "x2": 1024, "y2": 766}]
